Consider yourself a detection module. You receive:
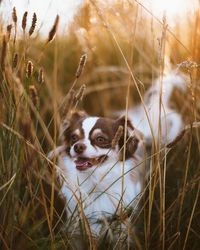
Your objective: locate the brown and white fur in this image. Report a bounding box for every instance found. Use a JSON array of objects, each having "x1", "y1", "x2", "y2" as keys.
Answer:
[
  {"x1": 49, "y1": 112, "x2": 145, "y2": 234},
  {"x1": 49, "y1": 71, "x2": 186, "y2": 235},
  {"x1": 126, "y1": 71, "x2": 187, "y2": 145}
]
